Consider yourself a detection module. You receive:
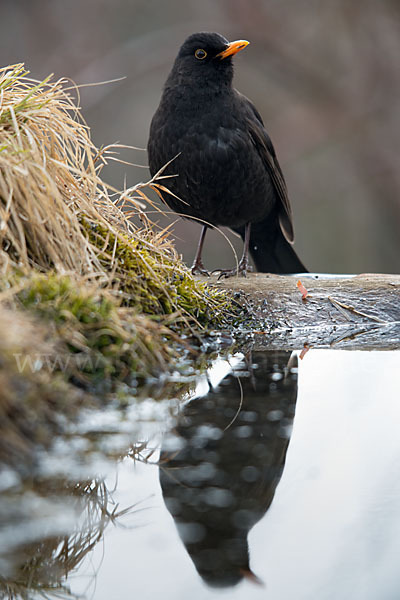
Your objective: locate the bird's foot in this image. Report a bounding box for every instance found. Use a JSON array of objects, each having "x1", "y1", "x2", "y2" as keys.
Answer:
[
  {"x1": 213, "y1": 259, "x2": 252, "y2": 280},
  {"x1": 191, "y1": 259, "x2": 210, "y2": 277}
]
